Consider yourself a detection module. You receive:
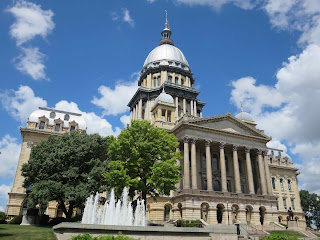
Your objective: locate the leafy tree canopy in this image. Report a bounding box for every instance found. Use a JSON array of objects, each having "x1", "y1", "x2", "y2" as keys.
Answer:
[
  {"x1": 300, "y1": 189, "x2": 320, "y2": 228},
  {"x1": 22, "y1": 131, "x2": 109, "y2": 219},
  {"x1": 105, "y1": 120, "x2": 182, "y2": 201}
]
